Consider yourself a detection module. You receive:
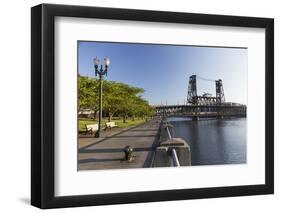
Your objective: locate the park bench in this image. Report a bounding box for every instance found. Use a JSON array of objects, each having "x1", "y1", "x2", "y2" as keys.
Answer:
[
  {"x1": 85, "y1": 124, "x2": 99, "y2": 135},
  {"x1": 105, "y1": 121, "x2": 118, "y2": 130}
]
